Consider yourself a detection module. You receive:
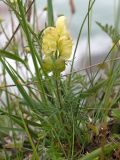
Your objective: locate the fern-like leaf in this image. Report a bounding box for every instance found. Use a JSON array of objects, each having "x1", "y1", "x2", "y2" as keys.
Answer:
[{"x1": 96, "y1": 21, "x2": 120, "y2": 43}]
